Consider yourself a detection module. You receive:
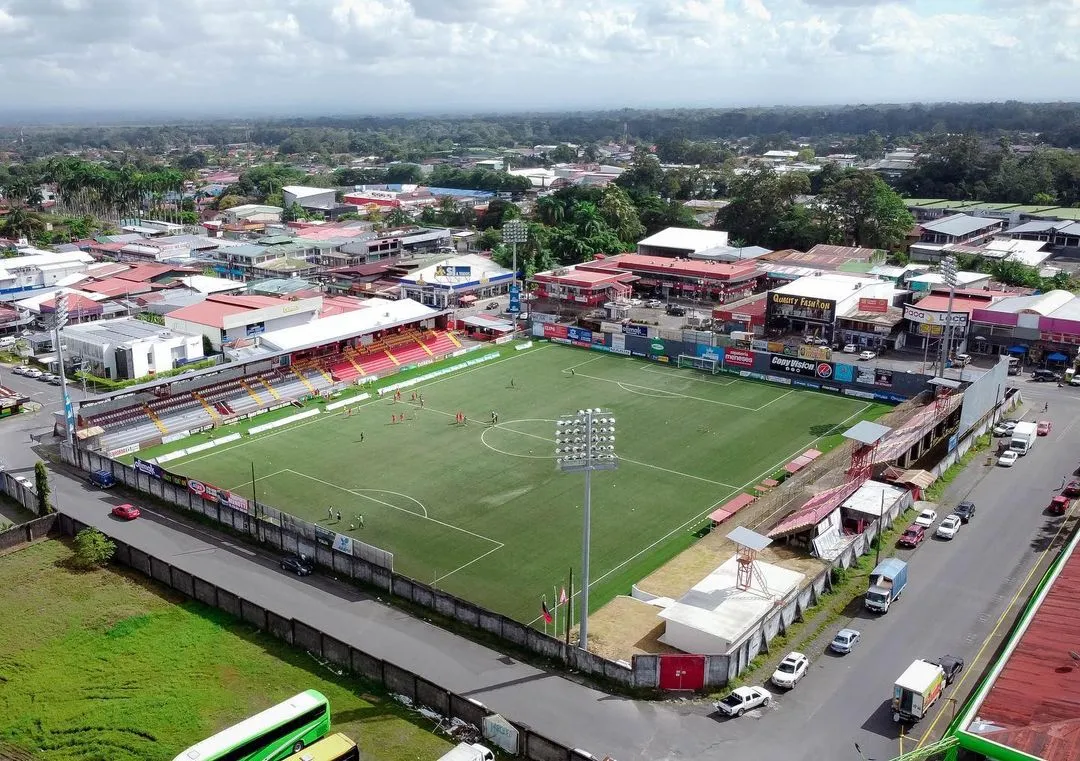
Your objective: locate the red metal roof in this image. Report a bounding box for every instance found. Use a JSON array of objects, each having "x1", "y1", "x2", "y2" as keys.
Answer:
[
  {"x1": 768, "y1": 479, "x2": 860, "y2": 538},
  {"x1": 714, "y1": 294, "x2": 769, "y2": 320},
  {"x1": 582, "y1": 253, "x2": 761, "y2": 282},
  {"x1": 533, "y1": 267, "x2": 636, "y2": 288},
  {"x1": 913, "y1": 294, "x2": 996, "y2": 315},
  {"x1": 115, "y1": 263, "x2": 195, "y2": 283},
  {"x1": 80, "y1": 278, "x2": 152, "y2": 297},
  {"x1": 166, "y1": 294, "x2": 286, "y2": 328},
  {"x1": 973, "y1": 537, "x2": 1080, "y2": 761}
]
